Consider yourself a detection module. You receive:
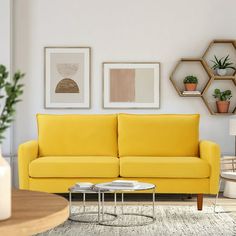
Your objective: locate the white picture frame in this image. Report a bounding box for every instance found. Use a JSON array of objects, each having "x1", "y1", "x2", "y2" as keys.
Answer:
[
  {"x1": 44, "y1": 47, "x2": 91, "y2": 108},
  {"x1": 103, "y1": 62, "x2": 160, "y2": 108}
]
